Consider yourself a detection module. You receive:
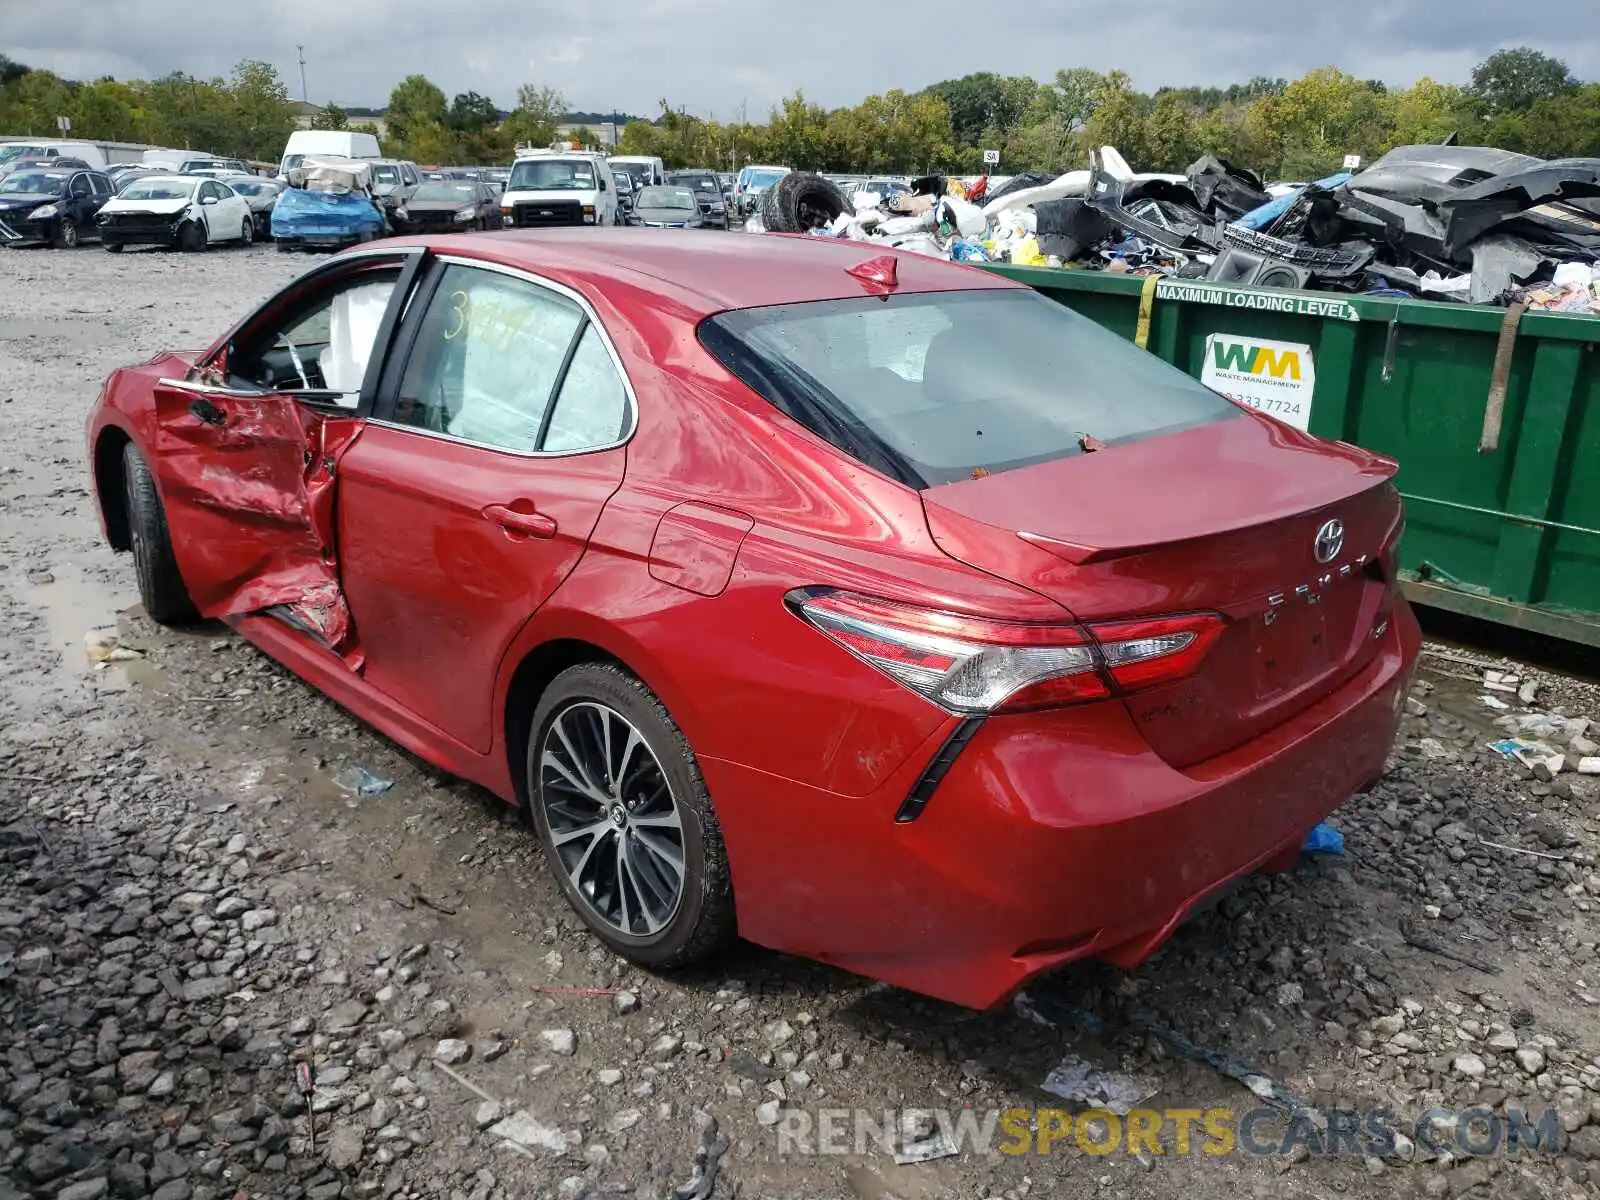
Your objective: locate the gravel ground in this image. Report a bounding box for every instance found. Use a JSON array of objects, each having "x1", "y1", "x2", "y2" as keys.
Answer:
[{"x1": 5, "y1": 242, "x2": 1600, "y2": 1200}]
